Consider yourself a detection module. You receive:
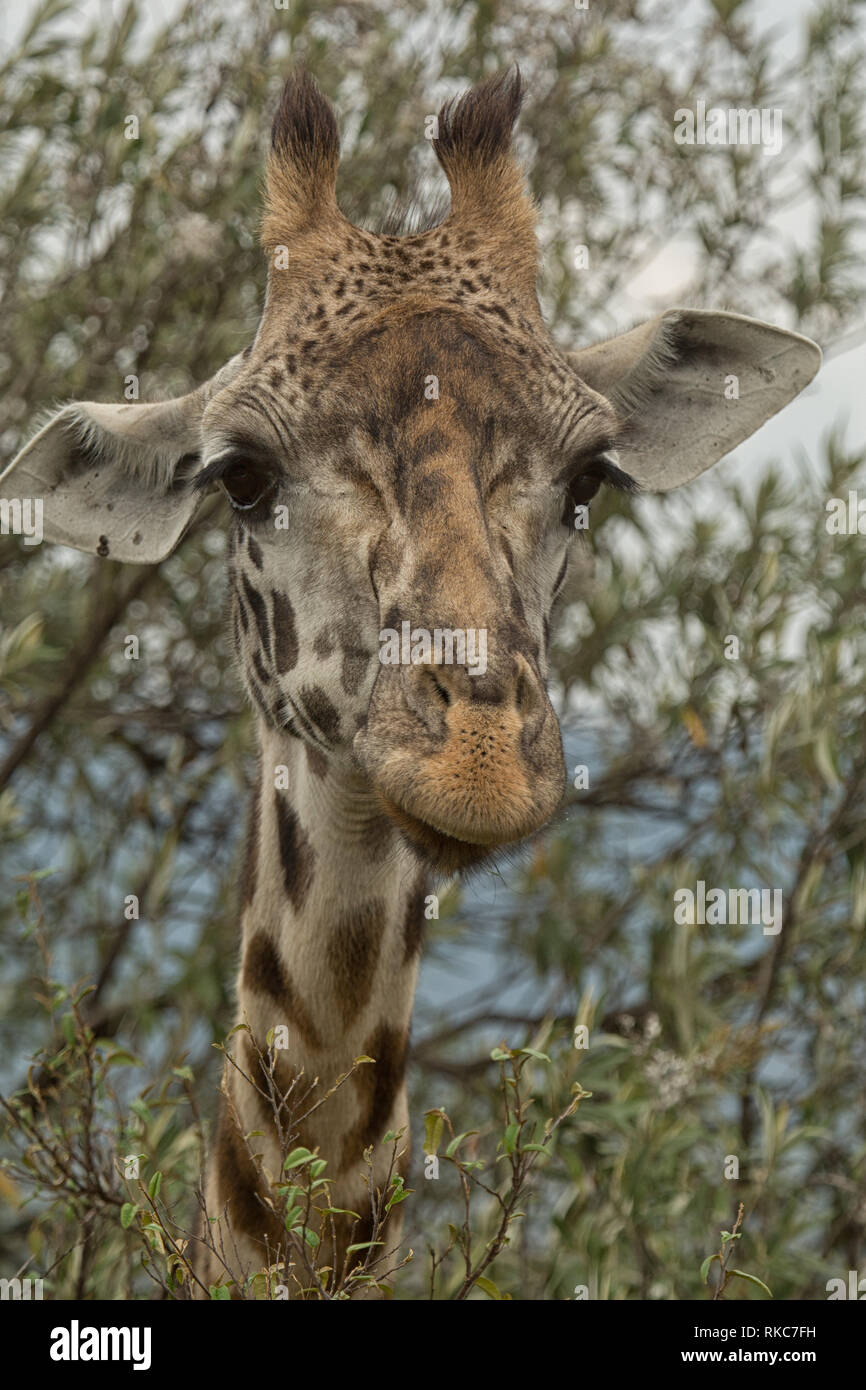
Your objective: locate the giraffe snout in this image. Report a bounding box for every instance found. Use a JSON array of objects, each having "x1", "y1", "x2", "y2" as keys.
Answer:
[
  {"x1": 403, "y1": 652, "x2": 545, "y2": 729},
  {"x1": 356, "y1": 654, "x2": 565, "y2": 870}
]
